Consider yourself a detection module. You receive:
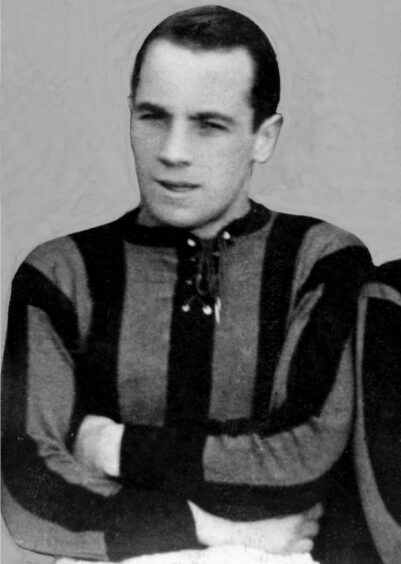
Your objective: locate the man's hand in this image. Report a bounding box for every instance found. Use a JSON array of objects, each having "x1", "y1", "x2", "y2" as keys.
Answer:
[
  {"x1": 73, "y1": 415, "x2": 124, "y2": 477},
  {"x1": 188, "y1": 501, "x2": 323, "y2": 555}
]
